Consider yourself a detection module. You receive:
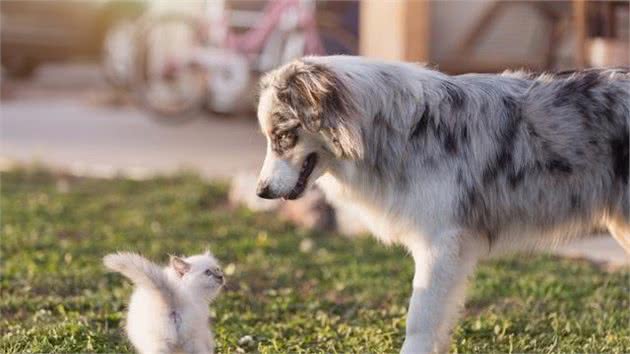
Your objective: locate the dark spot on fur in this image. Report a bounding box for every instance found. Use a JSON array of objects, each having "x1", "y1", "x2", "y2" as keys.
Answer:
[
  {"x1": 497, "y1": 146, "x2": 514, "y2": 170},
  {"x1": 552, "y1": 71, "x2": 601, "y2": 108},
  {"x1": 552, "y1": 91, "x2": 570, "y2": 107},
  {"x1": 507, "y1": 169, "x2": 525, "y2": 189},
  {"x1": 526, "y1": 121, "x2": 539, "y2": 138},
  {"x1": 610, "y1": 135, "x2": 629, "y2": 184},
  {"x1": 462, "y1": 186, "x2": 479, "y2": 210},
  {"x1": 369, "y1": 112, "x2": 400, "y2": 179},
  {"x1": 596, "y1": 89, "x2": 619, "y2": 124},
  {"x1": 410, "y1": 104, "x2": 430, "y2": 139},
  {"x1": 602, "y1": 90, "x2": 617, "y2": 107},
  {"x1": 442, "y1": 81, "x2": 466, "y2": 110},
  {"x1": 457, "y1": 184, "x2": 496, "y2": 248},
  {"x1": 431, "y1": 122, "x2": 459, "y2": 156},
  {"x1": 482, "y1": 96, "x2": 521, "y2": 185},
  {"x1": 482, "y1": 166, "x2": 498, "y2": 185},
  {"x1": 443, "y1": 131, "x2": 458, "y2": 155},
  {"x1": 410, "y1": 103, "x2": 460, "y2": 156},
  {"x1": 570, "y1": 194, "x2": 581, "y2": 210},
  {"x1": 460, "y1": 125, "x2": 469, "y2": 144},
  {"x1": 546, "y1": 158, "x2": 573, "y2": 174},
  {"x1": 484, "y1": 144, "x2": 514, "y2": 184}
]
